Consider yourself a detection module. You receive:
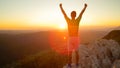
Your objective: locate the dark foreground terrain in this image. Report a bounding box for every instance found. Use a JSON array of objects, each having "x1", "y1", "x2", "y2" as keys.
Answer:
[{"x1": 0, "y1": 29, "x2": 111, "y2": 68}]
